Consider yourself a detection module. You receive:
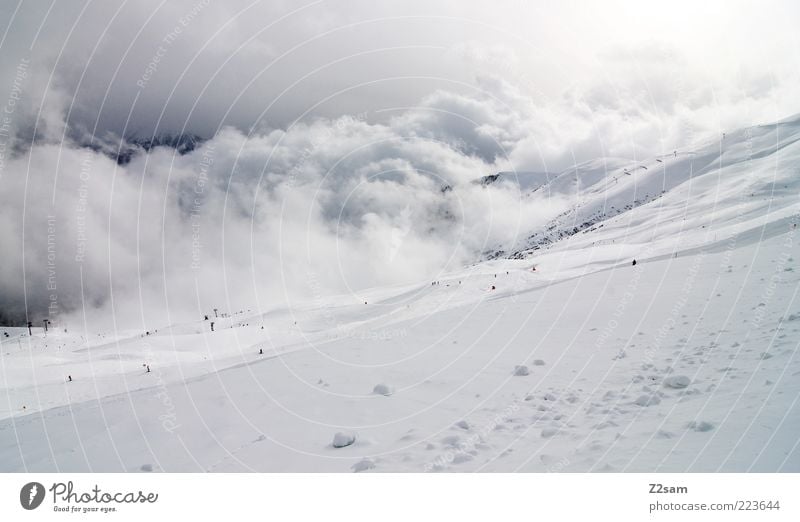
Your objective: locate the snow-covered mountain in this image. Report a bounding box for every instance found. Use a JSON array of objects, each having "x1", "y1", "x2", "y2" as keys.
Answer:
[
  {"x1": 2, "y1": 115, "x2": 799, "y2": 472},
  {"x1": 83, "y1": 133, "x2": 205, "y2": 165},
  {"x1": 473, "y1": 171, "x2": 554, "y2": 192}
]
